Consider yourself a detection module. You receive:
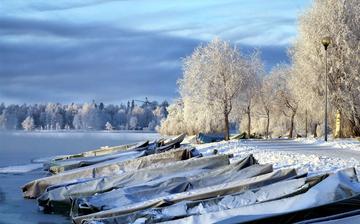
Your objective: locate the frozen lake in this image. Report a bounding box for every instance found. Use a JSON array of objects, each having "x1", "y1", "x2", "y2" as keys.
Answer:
[{"x1": 0, "y1": 131, "x2": 159, "y2": 224}]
